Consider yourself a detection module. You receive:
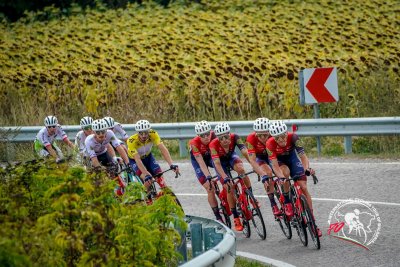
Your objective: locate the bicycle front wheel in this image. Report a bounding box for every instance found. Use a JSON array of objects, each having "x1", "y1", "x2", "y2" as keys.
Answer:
[
  {"x1": 247, "y1": 191, "x2": 267, "y2": 240},
  {"x1": 301, "y1": 195, "x2": 320, "y2": 249}
]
